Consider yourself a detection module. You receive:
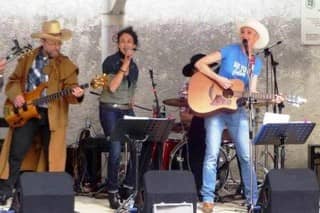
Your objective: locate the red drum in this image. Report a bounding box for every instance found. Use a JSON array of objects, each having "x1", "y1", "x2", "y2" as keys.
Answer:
[
  {"x1": 161, "y1": 139, "x2": 182, "y2": 170},
  {"x1": 151, "y1": 138, "x2": 182, "y2": 170}
]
